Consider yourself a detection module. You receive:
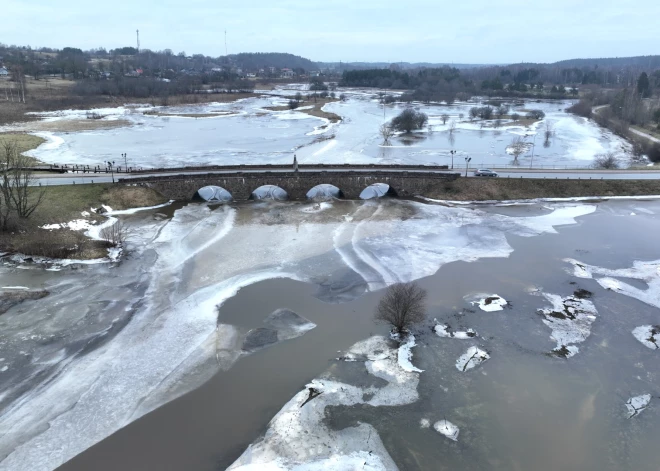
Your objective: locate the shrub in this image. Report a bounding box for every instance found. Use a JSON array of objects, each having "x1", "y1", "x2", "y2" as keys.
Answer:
[
  {"x1": 287, "y1": 99, "x2": 299, "y2": 110},
  {"x1": 592, "y1": 152, "x2": 620, "y2": 169}
]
